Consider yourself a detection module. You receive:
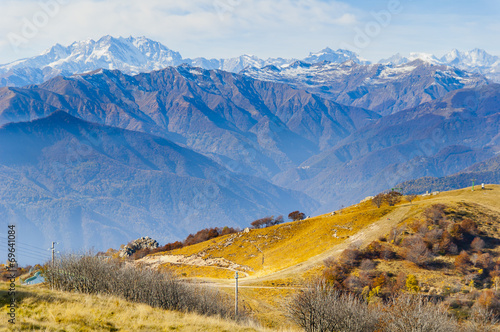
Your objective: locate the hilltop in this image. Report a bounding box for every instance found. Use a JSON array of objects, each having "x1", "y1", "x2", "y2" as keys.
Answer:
[
  {"x1": 3, "y1": 185, "x2": 500, "y2": 330},
  {"x1": 143, "y1": 185, "x2": 500, "y2": 281},
  {"x1": 138, "y1": 185, "x2": 500, "y2": 326}
]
